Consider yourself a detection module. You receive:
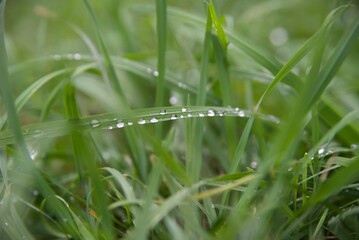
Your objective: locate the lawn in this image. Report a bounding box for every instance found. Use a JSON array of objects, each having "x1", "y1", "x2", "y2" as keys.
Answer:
[{"x1": 1, "y1": 0, "x2": 359, "y2": 239}]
